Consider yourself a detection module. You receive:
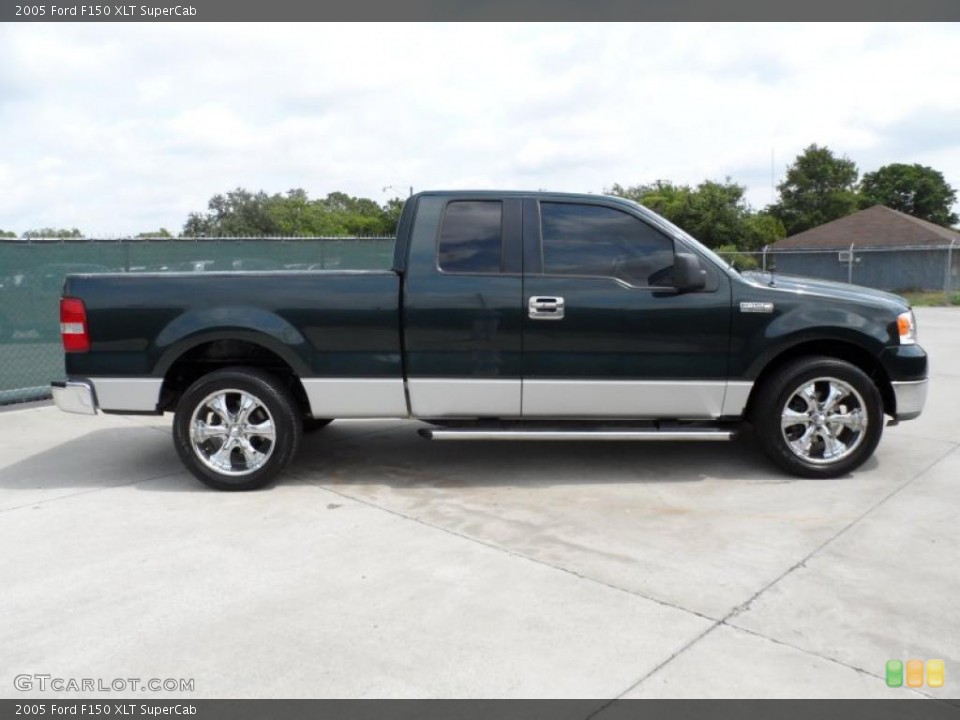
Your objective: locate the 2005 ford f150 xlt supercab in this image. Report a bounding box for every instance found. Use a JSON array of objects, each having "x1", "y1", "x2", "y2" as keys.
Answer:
[{"x1": 51, "y1": 191, "x2": 929, "y2": 490}]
